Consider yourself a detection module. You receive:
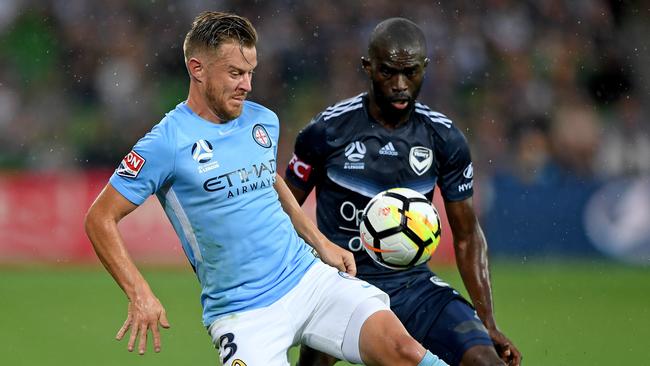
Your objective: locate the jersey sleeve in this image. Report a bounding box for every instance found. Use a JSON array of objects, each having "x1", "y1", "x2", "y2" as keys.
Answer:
[
  {"x1": 109, "y1": 123, "x2": 175, "y2": 205},
  {"x1": 436, "y1": 126, "x2": 474, "y2": 202},
  {"x1": 285, "y1": 116, "x2": 328, "y2": 192}
]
